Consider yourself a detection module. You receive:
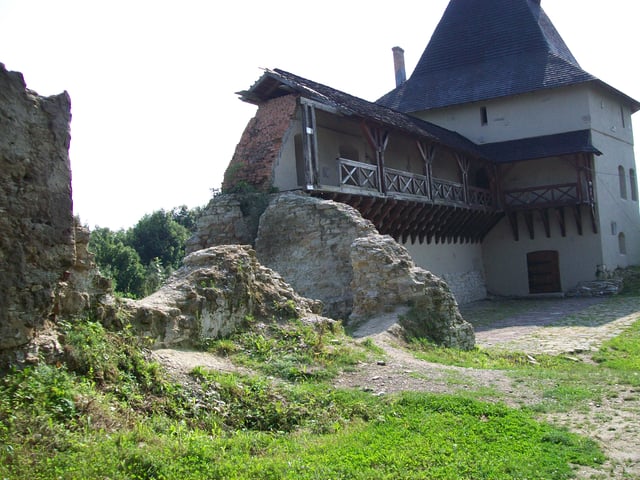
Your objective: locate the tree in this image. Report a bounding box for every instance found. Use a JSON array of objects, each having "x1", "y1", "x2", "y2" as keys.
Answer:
[
  {"x1": 127, "y1": 210, "x2": 190, "y2": 269},
  {"x1": 89, "y1": 227, "x2": 146, "y2": 297},
  {"x1": 170, "y1": 205, "x2": 203, "y2": 233}
]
